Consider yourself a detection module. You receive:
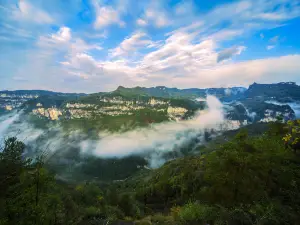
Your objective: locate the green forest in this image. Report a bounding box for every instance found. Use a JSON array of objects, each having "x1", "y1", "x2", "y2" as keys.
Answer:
[{"x1": 0, "y1": 120, "x2": 299, "y2": 225}]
